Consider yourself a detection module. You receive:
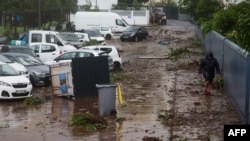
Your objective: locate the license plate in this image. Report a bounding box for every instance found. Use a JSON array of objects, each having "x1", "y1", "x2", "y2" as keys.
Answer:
[{"x1": 16, "y1": 90, "x2": 27, "y2": 93}]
